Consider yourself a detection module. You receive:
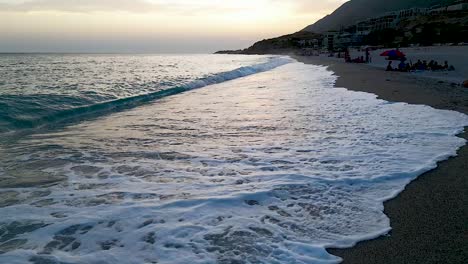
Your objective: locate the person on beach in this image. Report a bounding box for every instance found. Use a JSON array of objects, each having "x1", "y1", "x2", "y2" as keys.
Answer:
[
  {"x1": 415, "y1": 60, "x2": 422, "y2": 70},
  {"x1": 386, "y1": 61, "x2": 394, "y2": 71},
  {"x1": 344, "y1": 48, "x2": 351, "y2": 63},
  {"x1": 405, "y1": 63, "x2": 411, "y2": 72},
  {"x1": 428, "y1": 60, "x2": 434, "y2": 70},
  {"x1": 443, "y1": 61, "x2": 455, "y2": 71},
  {"x1": 398, "y1": 60, "x2": 407, "y2": 72},
  {"x1": 416, "y1": 60, "x2": 425, "y2": 71}
]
